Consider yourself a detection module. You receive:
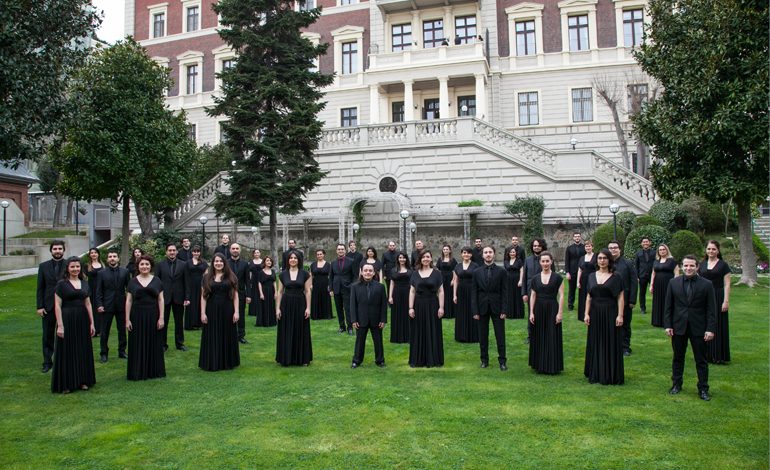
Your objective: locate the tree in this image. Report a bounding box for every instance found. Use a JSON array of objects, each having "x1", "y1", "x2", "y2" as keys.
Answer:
[
  {"x1": 54, "y1": 39, "x2": 198, "y2": 262},
  {"x1": 209, "y1": 0, "x2": 333, "y2": 258},
  {"x1": 0, "y1": 1, "x2": 100, "y2": 164},
  {"x1": 633, "y1": 0, "x2": 769, "y2": 286}
]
